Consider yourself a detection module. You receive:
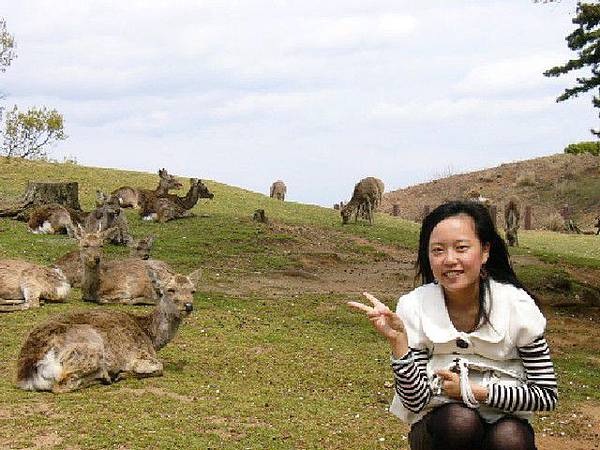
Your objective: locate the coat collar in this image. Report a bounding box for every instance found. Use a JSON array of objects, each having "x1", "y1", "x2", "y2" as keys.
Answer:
[{"x1": 420, "y1": 279, "x2": 508, "y2": 344}]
